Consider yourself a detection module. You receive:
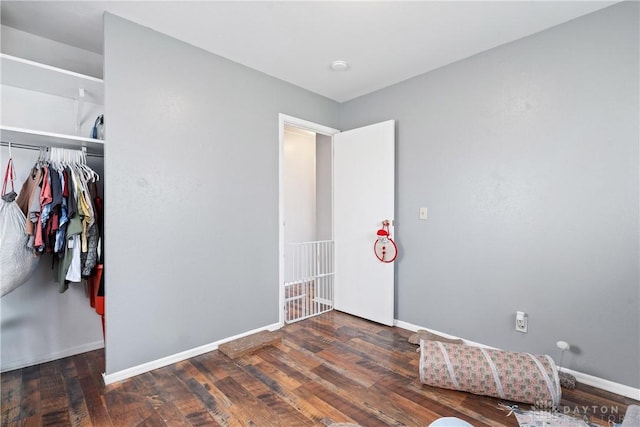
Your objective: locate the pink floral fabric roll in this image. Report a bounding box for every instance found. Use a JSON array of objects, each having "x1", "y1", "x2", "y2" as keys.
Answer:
[{"x1": 419, "y1": 340, "x2": 561, "y2": 406}]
